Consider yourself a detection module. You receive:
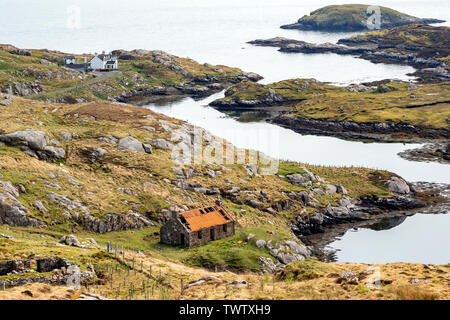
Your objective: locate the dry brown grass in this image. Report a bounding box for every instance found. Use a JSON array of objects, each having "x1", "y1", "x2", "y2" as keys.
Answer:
[
  {"x1": 393, "y1": 285, "x2": 440, "y2": 300},
  {"x1": 0, "y1": 283, "x2": 80, "y2": 300},
  {"x1": 66, "y1": 102, "x2": 173, "y2": 125}
]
